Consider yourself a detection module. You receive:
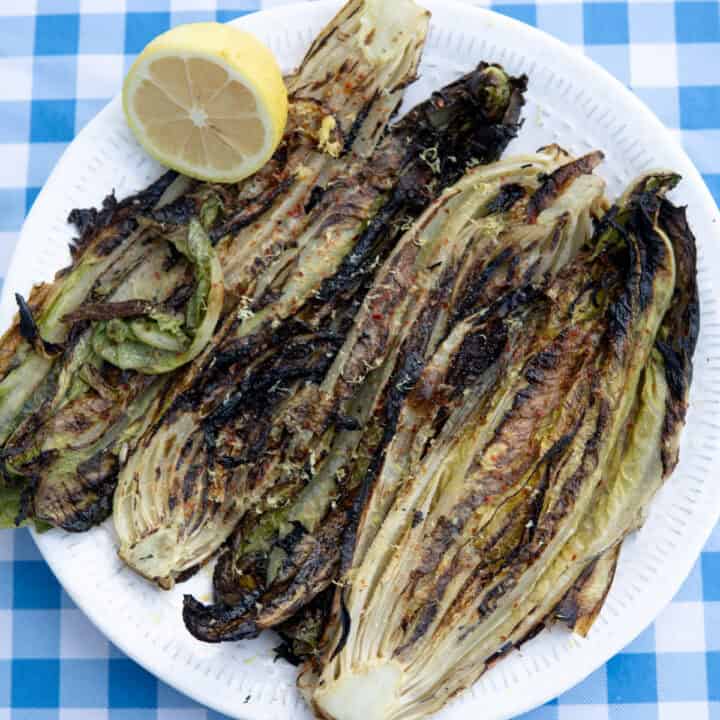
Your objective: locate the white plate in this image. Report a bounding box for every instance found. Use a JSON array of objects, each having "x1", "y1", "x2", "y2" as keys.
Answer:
[{"x1": 2, "y1": 2, "x2": 720, "y2": 719}]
